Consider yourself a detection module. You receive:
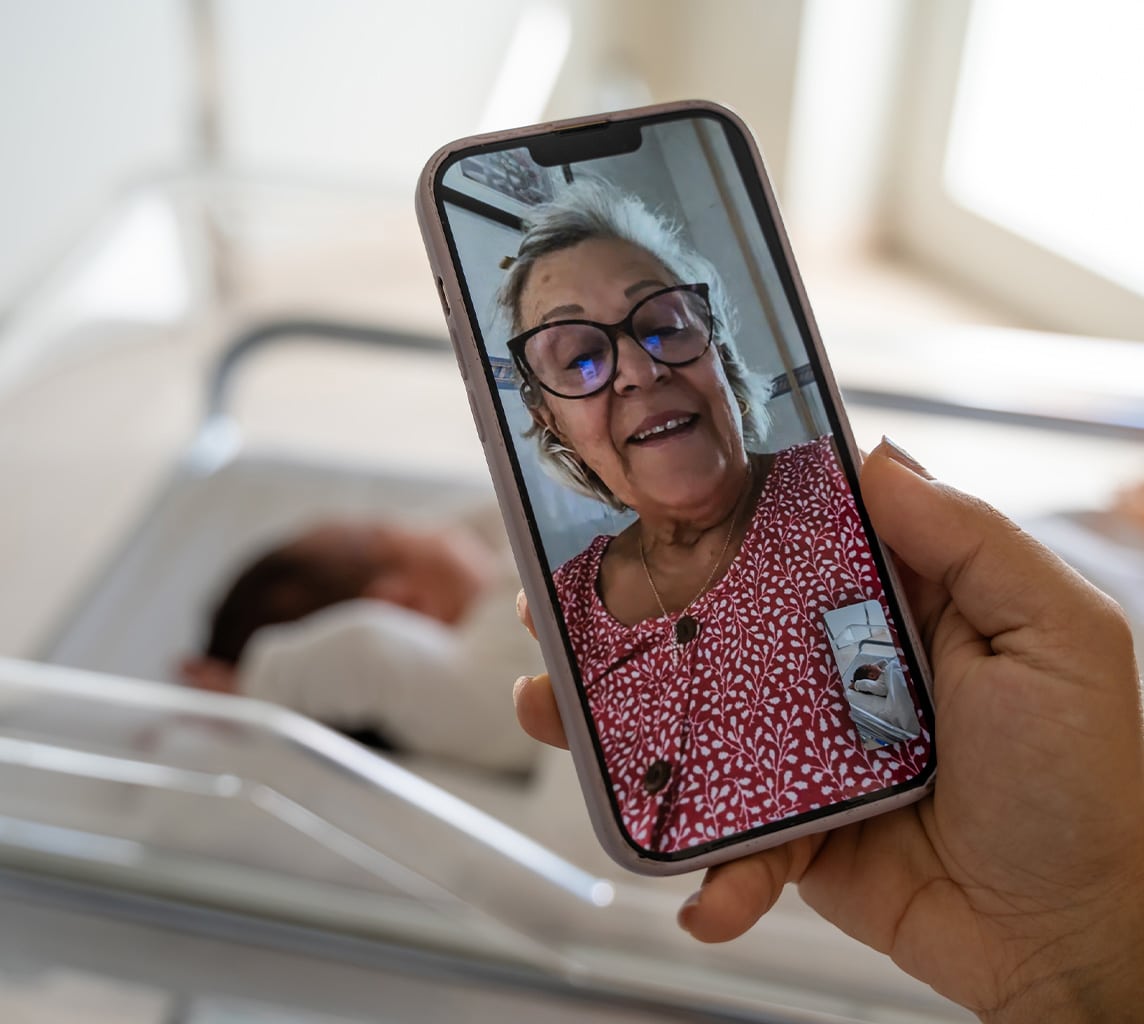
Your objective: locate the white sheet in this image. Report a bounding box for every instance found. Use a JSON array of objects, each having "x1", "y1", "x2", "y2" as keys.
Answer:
[{"x1": 43, "y1": 449, "x2": 495, "y2": 685}]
